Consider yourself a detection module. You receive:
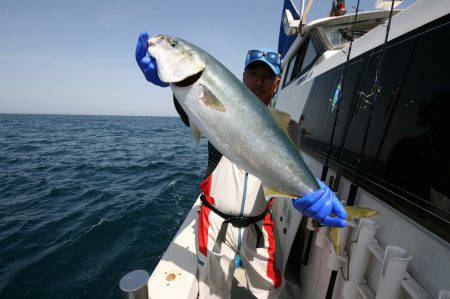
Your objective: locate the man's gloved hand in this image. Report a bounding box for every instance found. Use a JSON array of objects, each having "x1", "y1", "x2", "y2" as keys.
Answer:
[
  {"x1": 135, "y1": 31, "x2": 169, "y2": 87},
  {"x1": 292, "y1": 180, "x2": 347, "y2": 227}
]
